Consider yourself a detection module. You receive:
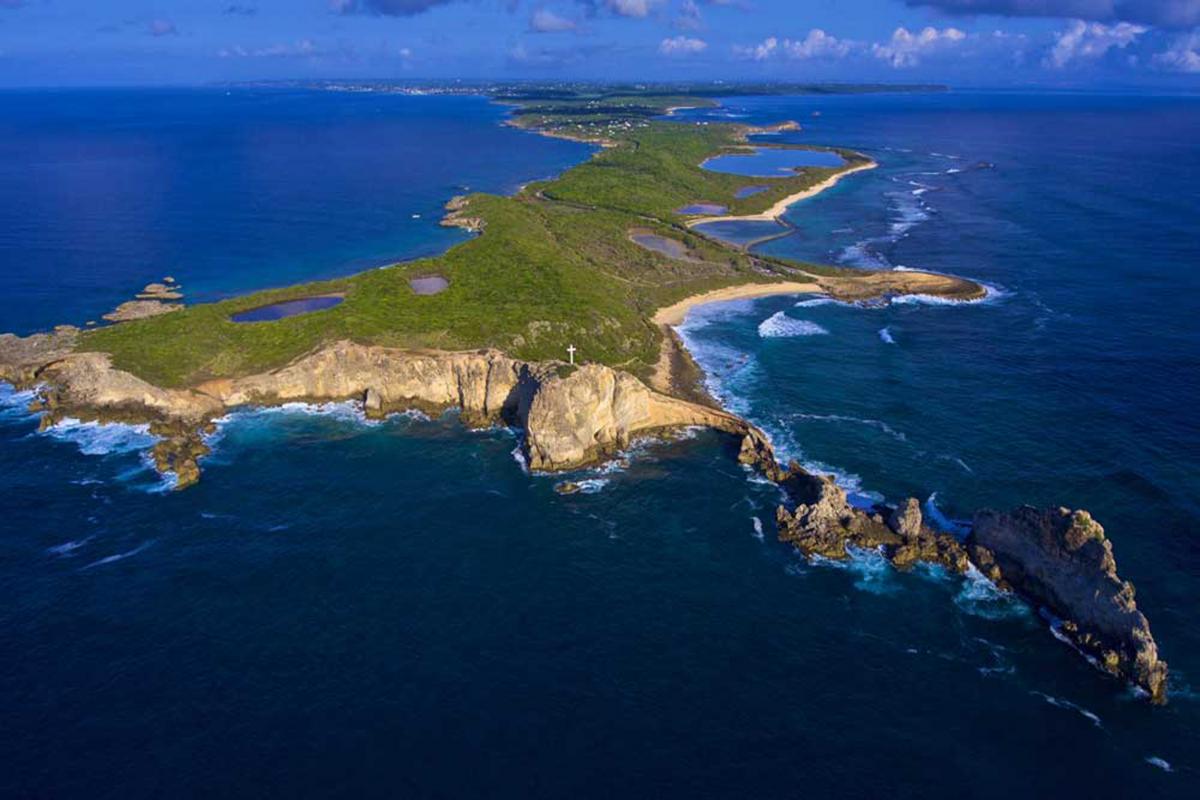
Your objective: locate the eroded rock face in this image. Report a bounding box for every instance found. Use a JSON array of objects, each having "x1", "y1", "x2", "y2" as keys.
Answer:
[
  {"x1": 970, "y1": 506, "x2": 1168, "y2": 703},
  {"x1": 0, "y1": 327, "x2": 79, "y2": 384},
  {"x1": 523, "y1": 364, "x2": 743, "y2": 471},
  {"x1": 39, "y1": 352, "x2": 222, "y2": 423},
  {"x1": 775, "y1": 465, "x2": 969, "y2": 573},
  {"x1": 6, "y1": 339, "x2": 760, "y2": 485}
]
